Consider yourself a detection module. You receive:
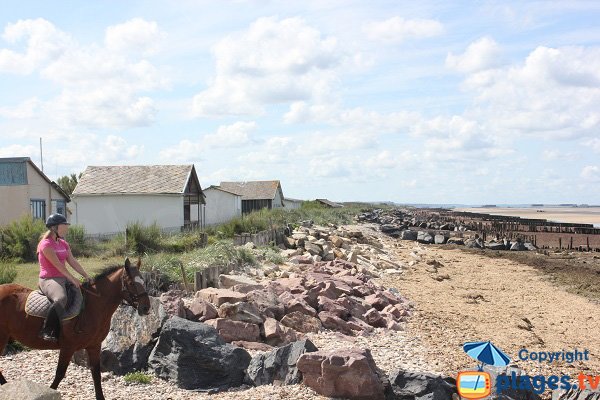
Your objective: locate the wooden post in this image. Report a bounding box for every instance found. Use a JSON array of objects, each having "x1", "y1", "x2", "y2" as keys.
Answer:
[
  {"x1": 559, "y1": 238, "x2": 562, "y2": 249},
  {"x1": 570, "y1": 237, "x2": 573, "y2": 250},
  {"x1": 587, "y1": 237, "x2": 590, "y2": 252},
  {"x1": 194, "y1": 271, "x2": 203, "y2": 291},
  {"x1": 179, "y1": 262, "x2": 190, "y2": 293}
]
